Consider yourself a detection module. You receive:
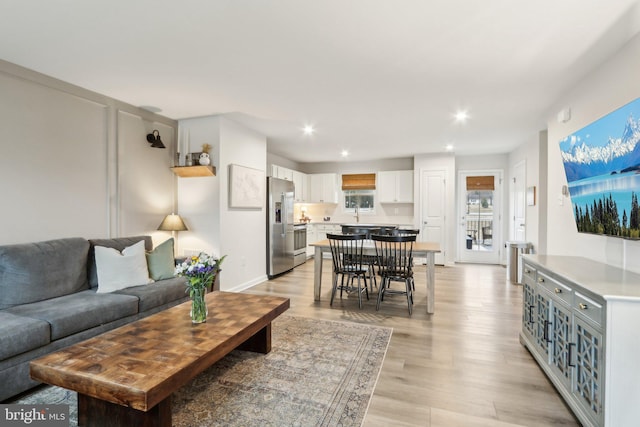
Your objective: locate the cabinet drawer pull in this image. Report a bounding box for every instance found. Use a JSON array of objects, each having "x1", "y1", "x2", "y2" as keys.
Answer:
[
  {"x1": 538, "y1": 278, "x2": 545, "y2": 283},
  {"x1": 568, "y1": 343, "x2": 576, "y2": 367},
  {"x1": 524, "y1": 269, "x2": 531, "y2": 274},
  {"x1": 543, "y1": 320, "x2": 551, "y2": 342},
  {"x1": 579, "y1": 303, "x2": 588, "y2": 310},
  {"x1": 554, "y1": 288, "x2": 562, "y2": 294}
]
